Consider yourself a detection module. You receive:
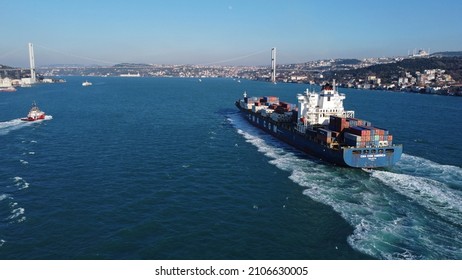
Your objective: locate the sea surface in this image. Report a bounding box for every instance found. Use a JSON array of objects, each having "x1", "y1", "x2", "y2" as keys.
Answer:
[{"x1": 0, "y1": 77, "x2": 461, "y2": 260}]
